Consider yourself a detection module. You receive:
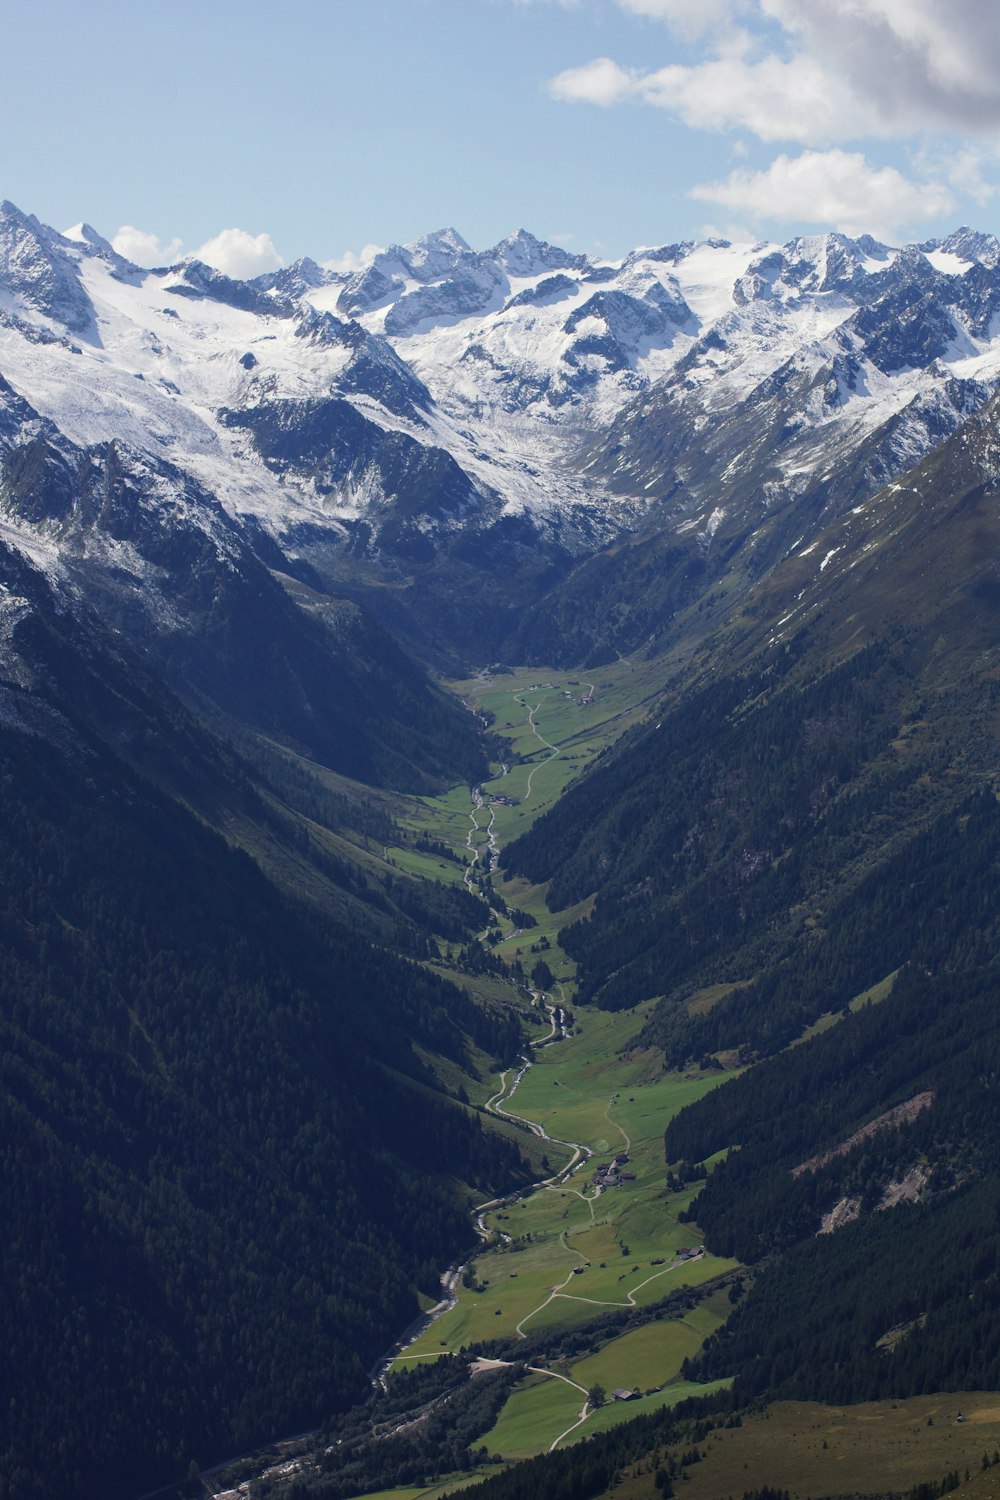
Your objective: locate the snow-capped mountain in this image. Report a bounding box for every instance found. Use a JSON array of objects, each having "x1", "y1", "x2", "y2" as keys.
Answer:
[{"x1": 5, "y1": 197, "x2": 1000, "y2": 666}]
